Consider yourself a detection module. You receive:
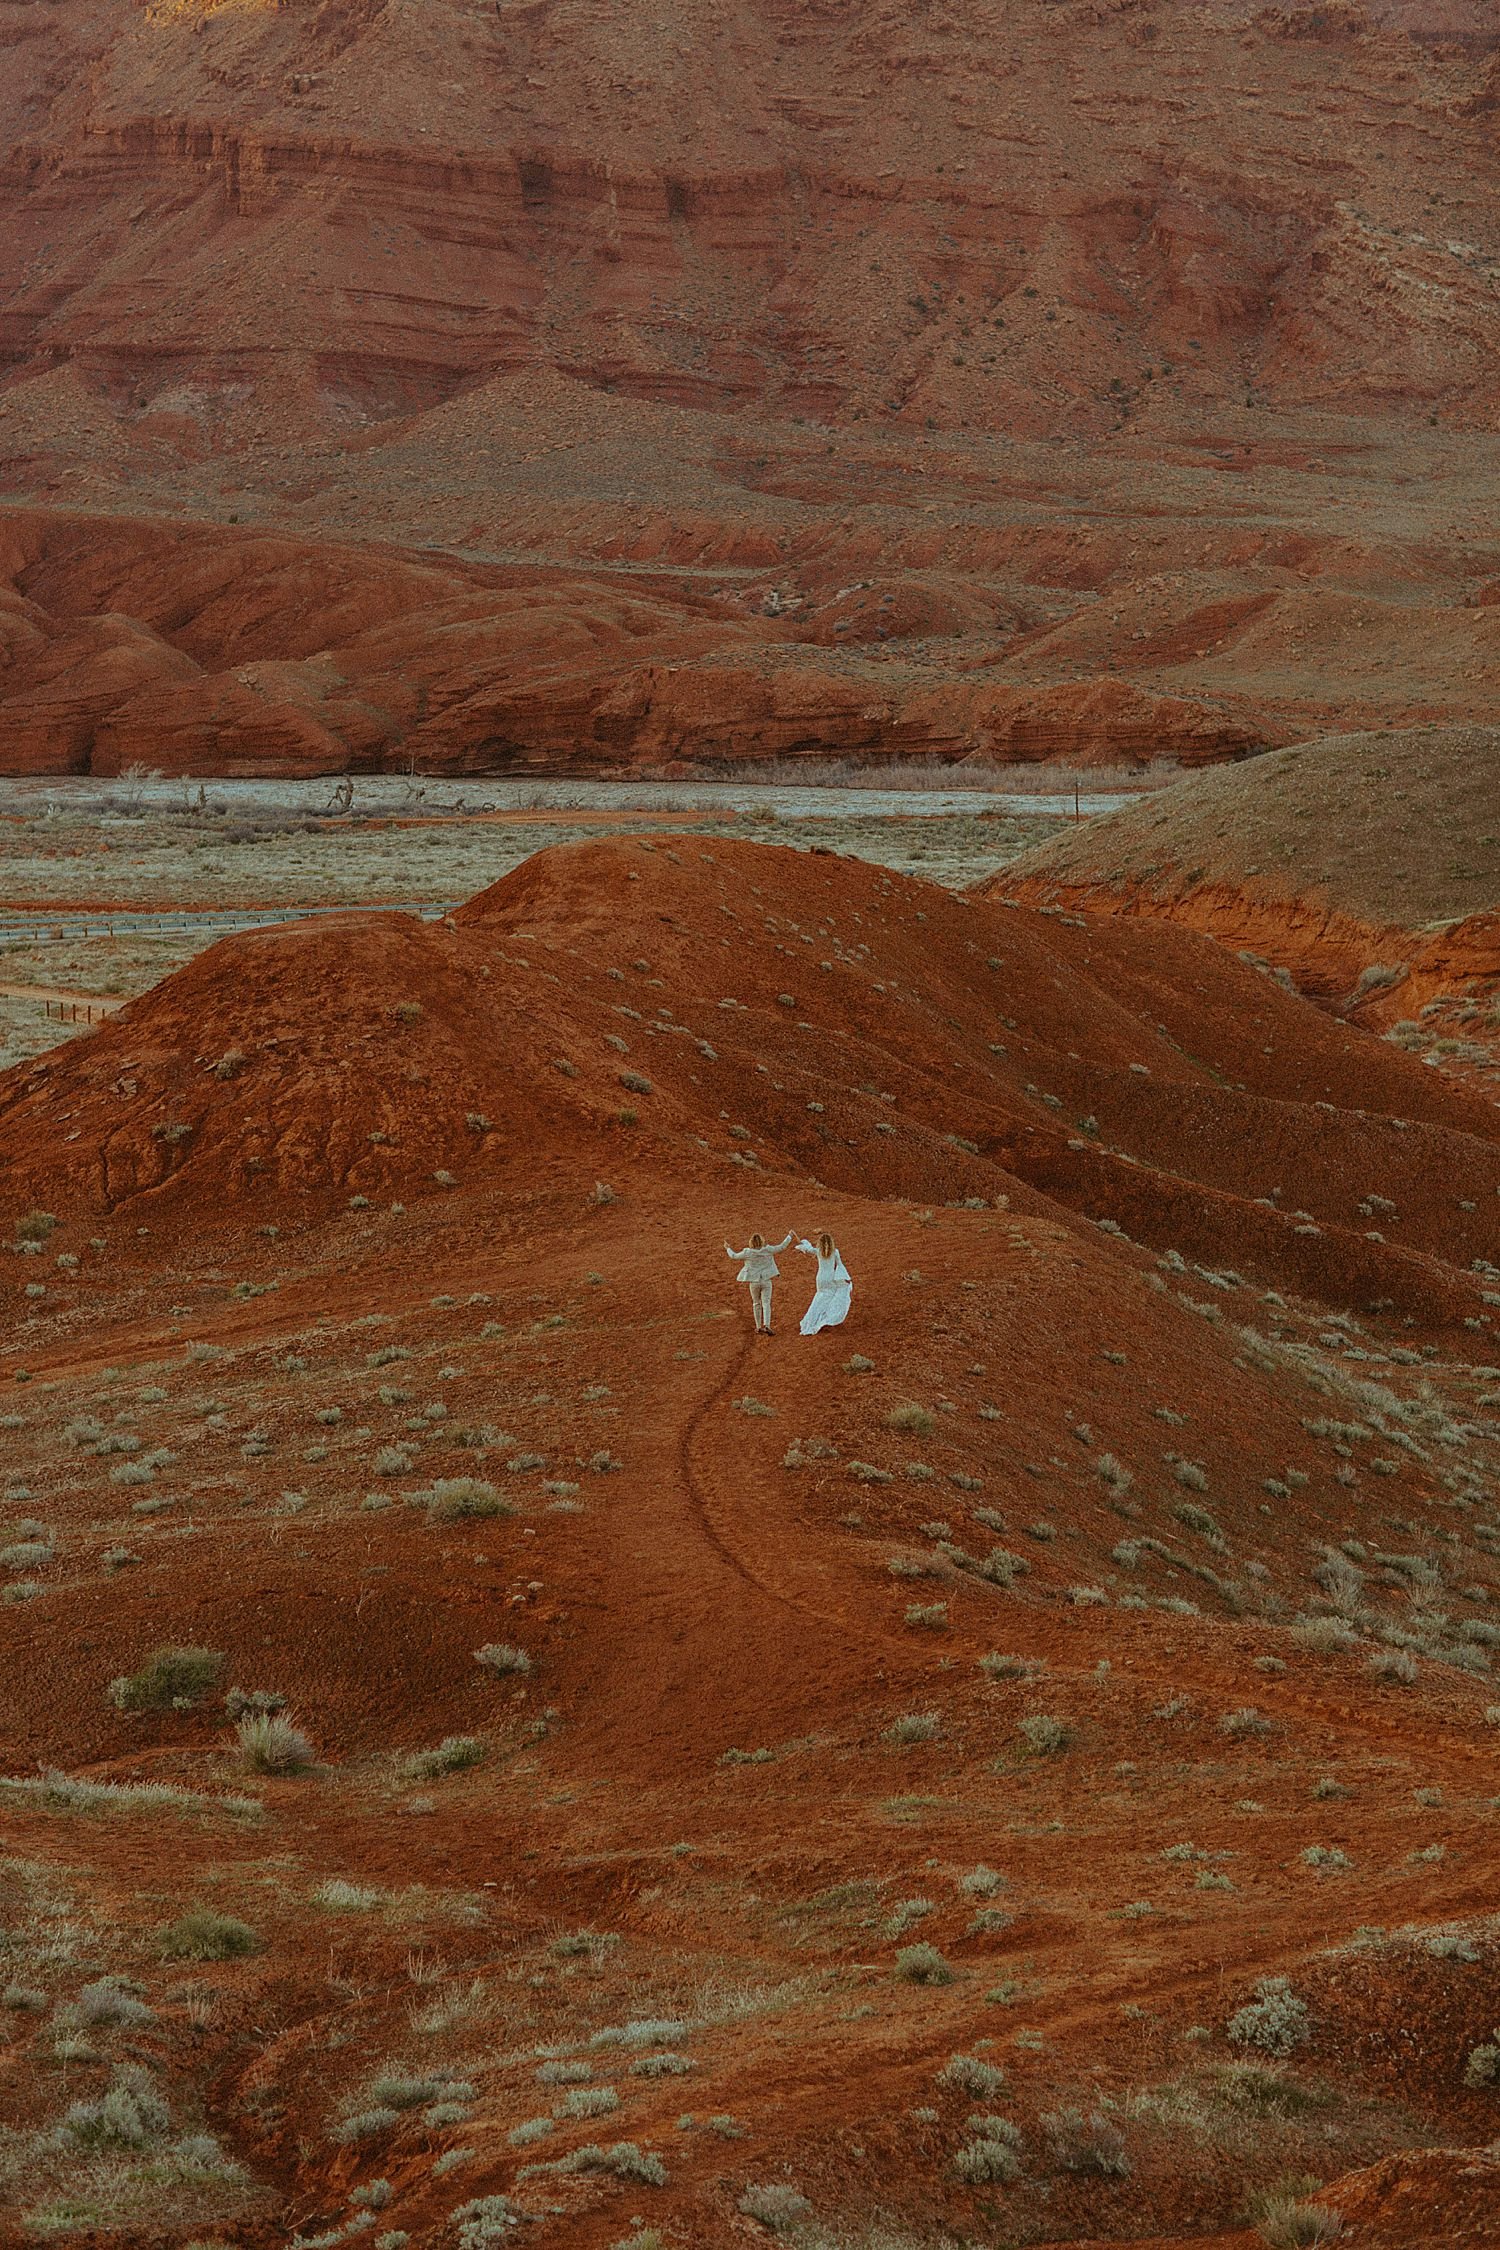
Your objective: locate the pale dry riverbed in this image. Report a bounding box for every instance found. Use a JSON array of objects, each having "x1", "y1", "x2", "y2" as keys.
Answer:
[{"x1": 0, "y1": 781, "x2": 1088, "y2": 1071}]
